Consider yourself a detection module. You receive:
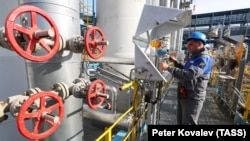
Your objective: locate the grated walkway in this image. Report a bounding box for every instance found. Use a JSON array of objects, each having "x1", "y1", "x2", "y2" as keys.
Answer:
[{"x1": 159, "y1": 79, "x2": 234, "y2": 125}]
